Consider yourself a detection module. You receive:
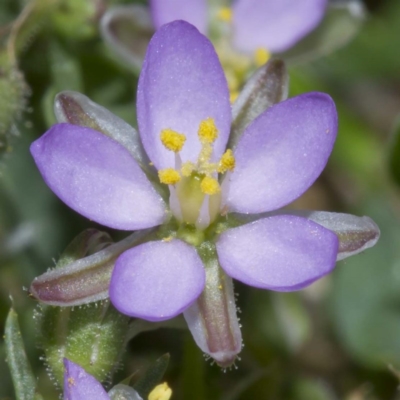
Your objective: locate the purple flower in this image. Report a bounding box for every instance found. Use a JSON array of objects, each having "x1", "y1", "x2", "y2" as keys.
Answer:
[
  {"x1": 101, "y1": 0, "x2": 363, "y2": 99},
  {"x1": 63, "y1": 358, "x2": 143, "y2": 400},
  {"x1": 150, "y1": 0, "x2": 327, "y2": 53},
  {"x1": 31, "y1": 21, "x2": 377, "y2": 366}
]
